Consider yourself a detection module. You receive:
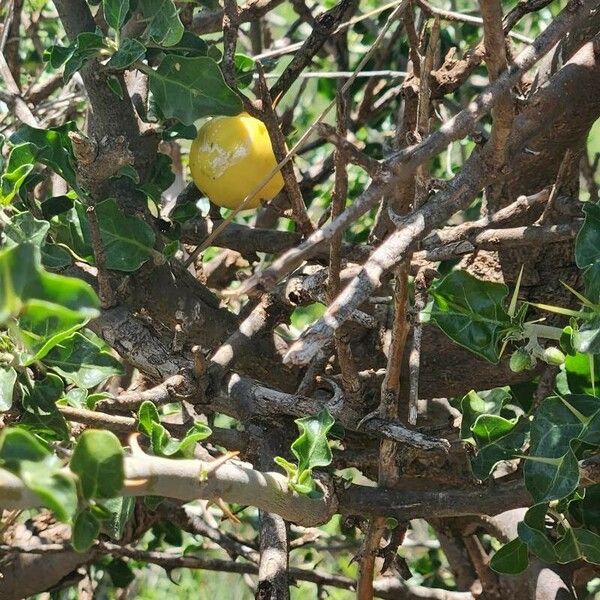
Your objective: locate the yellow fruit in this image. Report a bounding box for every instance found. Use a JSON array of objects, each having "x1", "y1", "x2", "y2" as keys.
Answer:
[{"x1": 189, "y1": 112, "x2": 284, "y2": 210}]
